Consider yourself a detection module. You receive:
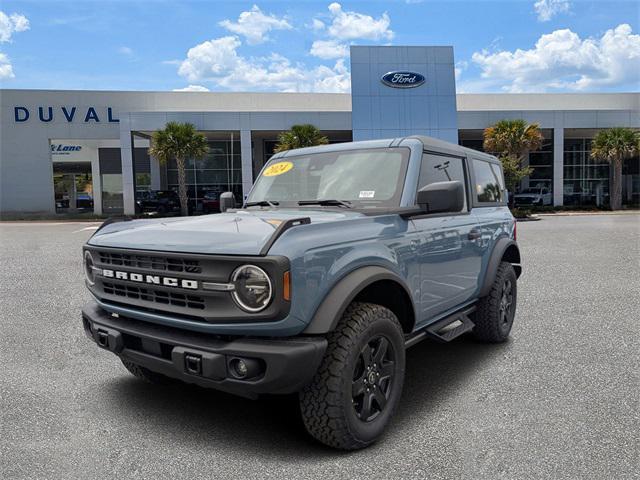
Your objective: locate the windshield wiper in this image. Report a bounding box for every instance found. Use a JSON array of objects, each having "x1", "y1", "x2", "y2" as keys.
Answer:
[
  {"x1": 297, "y1": 199, "x2": 352, "y2": 208},
  {"x1": 245, "y1": 200, "x2": 280, "y2": 207}
]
